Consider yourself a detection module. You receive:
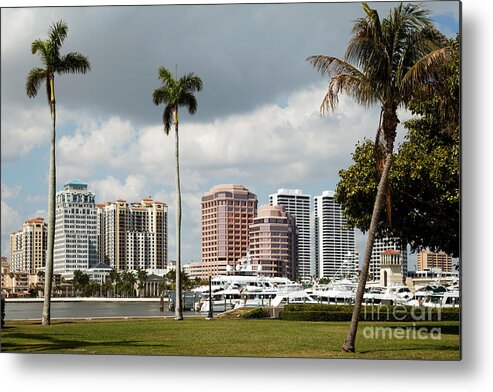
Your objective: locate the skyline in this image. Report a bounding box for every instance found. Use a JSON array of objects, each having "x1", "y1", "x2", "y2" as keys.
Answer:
[{"x1": 1, "y1": 2, "x2": 460, "y2": 268}]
